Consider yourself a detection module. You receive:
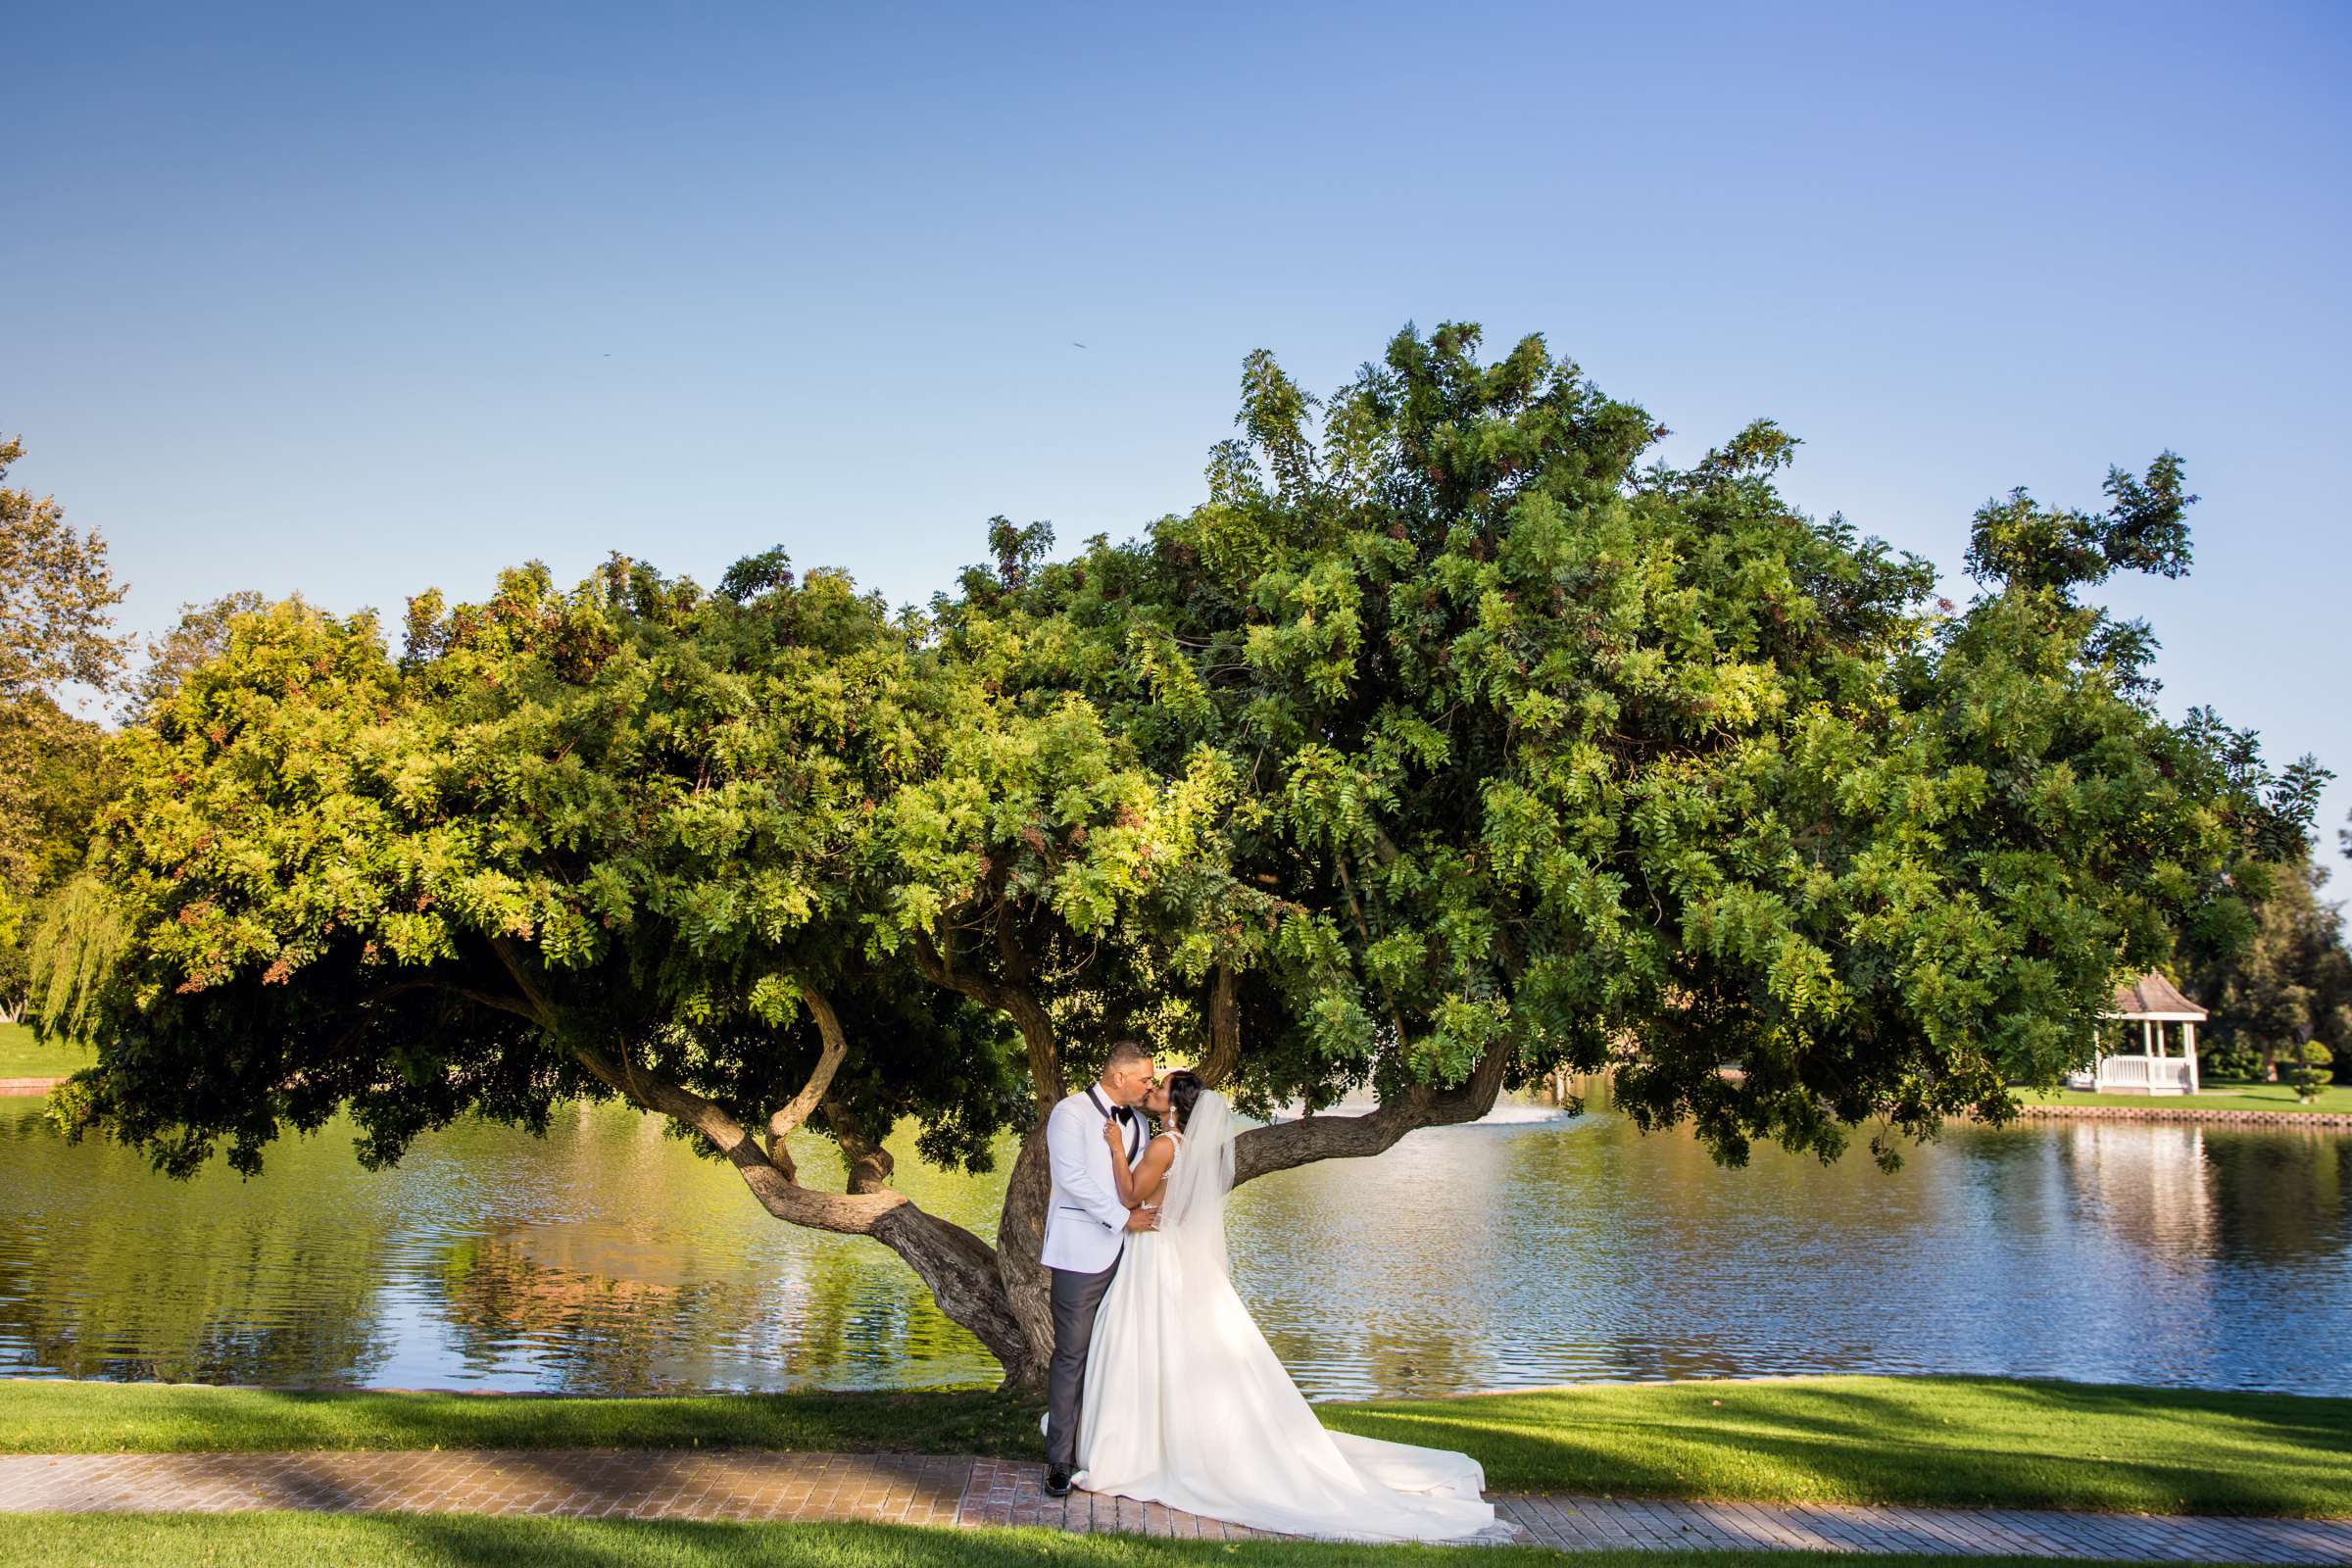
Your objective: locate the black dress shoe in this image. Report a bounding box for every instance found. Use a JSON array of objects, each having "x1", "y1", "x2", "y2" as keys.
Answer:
[{"x1": 1044, "y1": 1465, "x2": 1074, "y2": 1497}]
